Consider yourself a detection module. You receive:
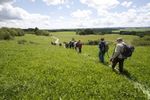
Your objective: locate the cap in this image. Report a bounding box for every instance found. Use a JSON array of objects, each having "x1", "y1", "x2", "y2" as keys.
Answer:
[{"x1": 116, "y1": 37, "x2": 123, "y2": 42}]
